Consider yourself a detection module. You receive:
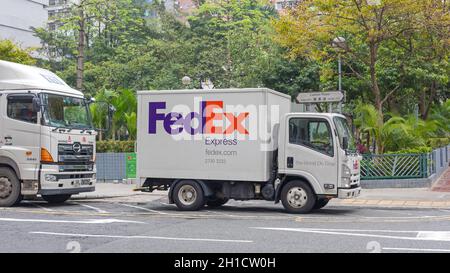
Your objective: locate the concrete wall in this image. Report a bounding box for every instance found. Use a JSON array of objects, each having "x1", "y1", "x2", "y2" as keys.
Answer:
[{"x1": 0, "y1": 0, "x2": 48, "y2": 51}]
